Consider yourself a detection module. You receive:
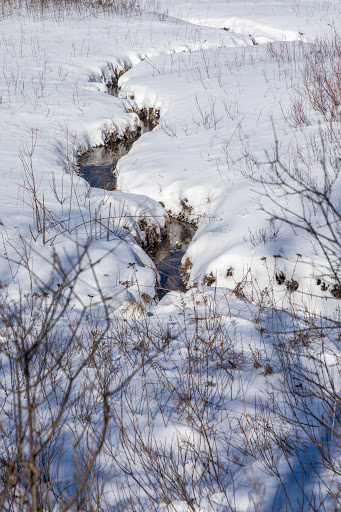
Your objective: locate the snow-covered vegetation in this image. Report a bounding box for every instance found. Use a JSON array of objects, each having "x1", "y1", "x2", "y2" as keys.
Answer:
[{"x1": 1, "y1": 0, "x2": 341, "y2": 510}]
